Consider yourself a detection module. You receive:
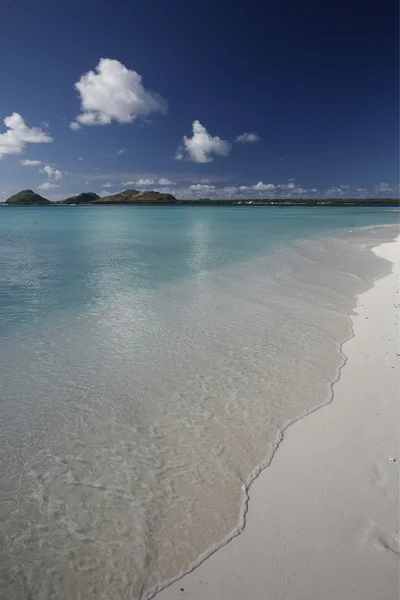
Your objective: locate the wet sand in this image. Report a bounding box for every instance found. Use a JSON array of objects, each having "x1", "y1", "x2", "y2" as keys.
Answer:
[{"x1": 158, "y1": 236, "x2": 399, "y2": 600}]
